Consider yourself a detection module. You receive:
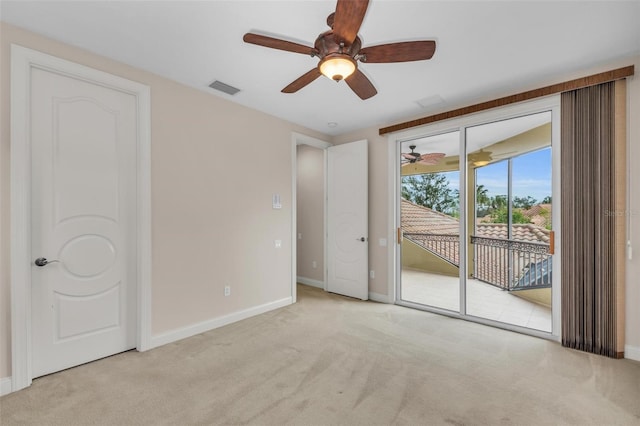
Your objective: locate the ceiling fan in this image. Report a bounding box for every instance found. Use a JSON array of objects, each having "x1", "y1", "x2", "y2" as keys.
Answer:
[
  {"x1": 243, "y1": 0, "x2": 436, "y2": 100},
  {"x1": 401, "y1": 145, "x2": 445, "y2": 168},
  {"x1": 445, "y1": 149, "x2": 518, "y2": 166}
]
